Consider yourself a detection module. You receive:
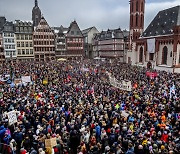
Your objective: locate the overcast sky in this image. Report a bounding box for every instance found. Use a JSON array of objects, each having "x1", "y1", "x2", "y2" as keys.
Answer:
[{"x1": 0, "y1": 0, "x2": 179, "y2": 31}]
